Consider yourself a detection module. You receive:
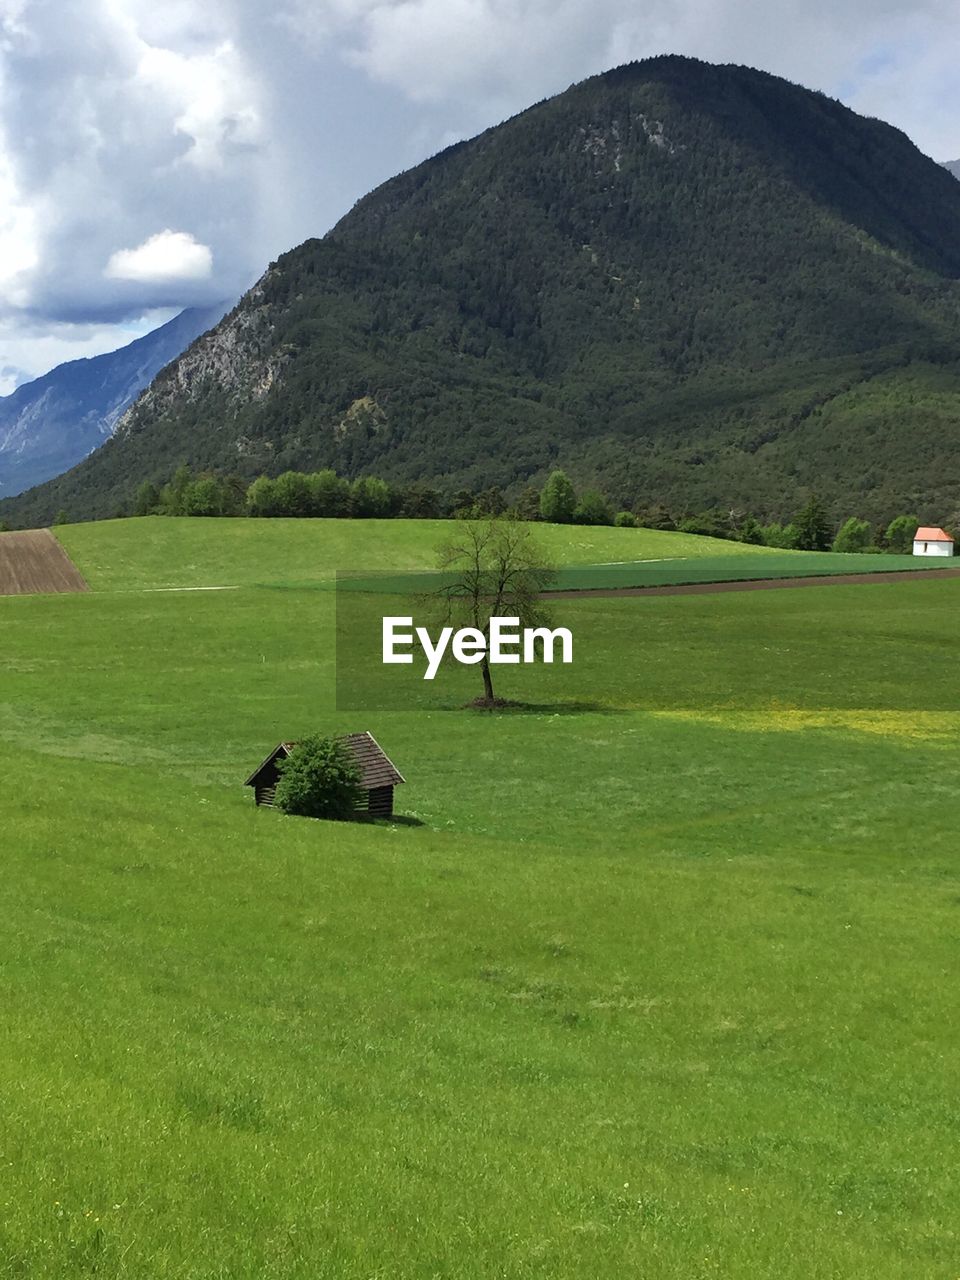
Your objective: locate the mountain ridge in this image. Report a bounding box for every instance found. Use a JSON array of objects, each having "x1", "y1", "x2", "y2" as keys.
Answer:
[
  {"x1": 5, "y1": 55, "x2": 960, "y2": 525},
  {"x1": 0, "y1": 304, "x2": 230, "y2": 499}
]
